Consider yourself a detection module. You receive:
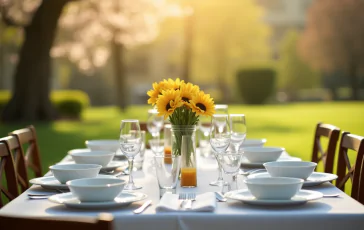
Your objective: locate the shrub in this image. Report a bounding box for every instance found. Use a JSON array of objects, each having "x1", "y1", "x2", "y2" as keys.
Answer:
[
  {"x1": 0, "y1": 90, "x2": 90, "y2": 119},
  {"x1": 236, "y1": 67, "x2": 276, "y2": 104}
]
